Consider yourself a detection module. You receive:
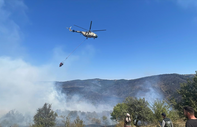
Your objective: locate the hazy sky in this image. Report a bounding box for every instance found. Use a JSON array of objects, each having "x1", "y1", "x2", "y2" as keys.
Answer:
[{"x1": 1, "y1": 0, "x2": 197, "y2": 81}]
